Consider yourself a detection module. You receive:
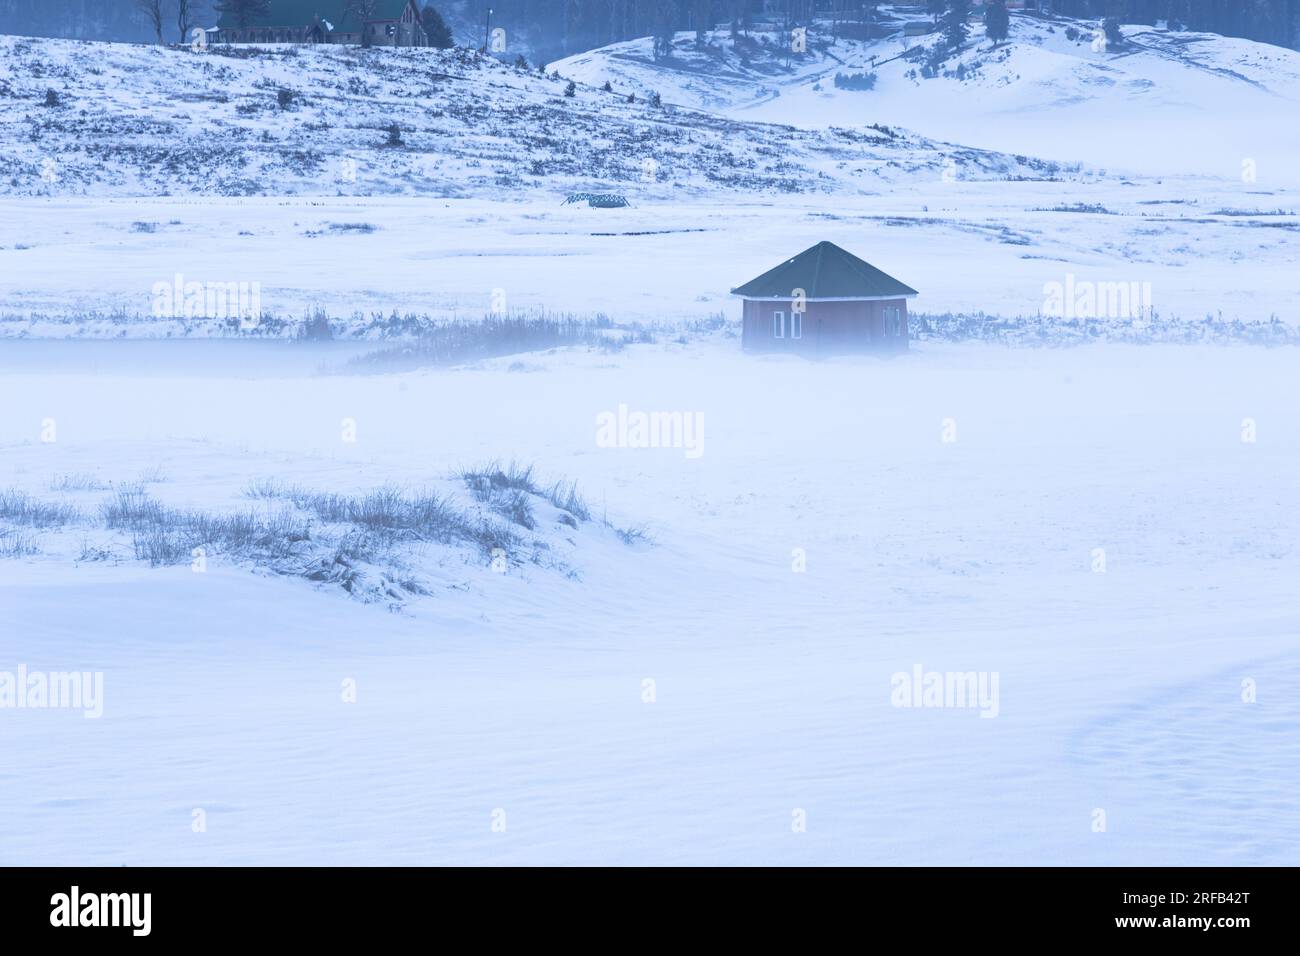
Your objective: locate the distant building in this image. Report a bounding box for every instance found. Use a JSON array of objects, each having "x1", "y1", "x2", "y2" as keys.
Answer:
[
  {"x1": 731, "y1": 242, "x2": 918, "y2": 354},
  {"x1": 212, "y1": 1, "x2": 428, "y2": 47},
  {"x1": 974, "y1": 0, "x2": 1052, "y2": 11}
]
